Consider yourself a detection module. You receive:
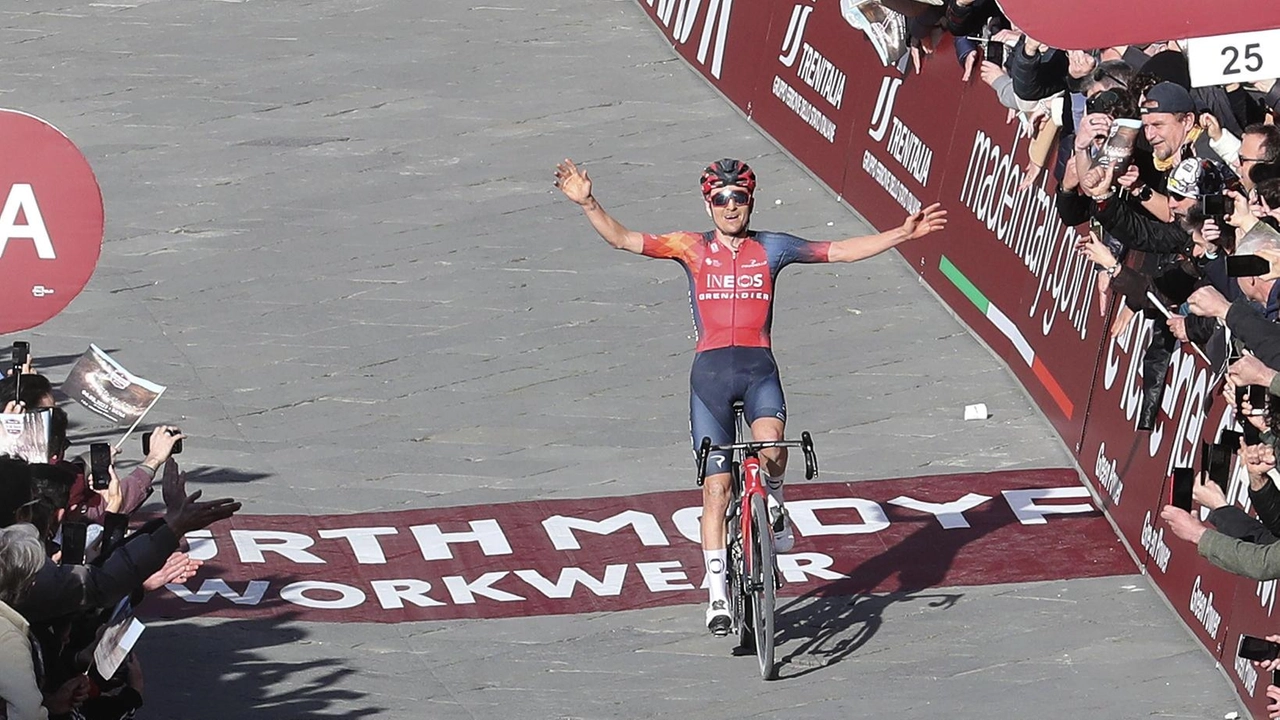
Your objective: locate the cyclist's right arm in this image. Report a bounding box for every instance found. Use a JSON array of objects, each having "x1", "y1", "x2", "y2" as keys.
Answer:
[
  {"x1": 555, "y1": 158, "x2": 644, "y2": 254},
  {"x1": 579, "y1": 196, "x2": 645, "y2": 254}
]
